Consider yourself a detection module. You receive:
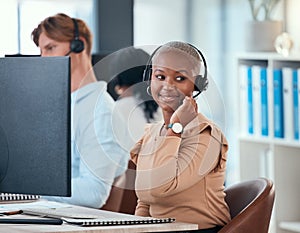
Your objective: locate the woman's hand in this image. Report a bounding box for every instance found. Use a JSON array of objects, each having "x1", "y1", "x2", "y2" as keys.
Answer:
[{"x1": 170, "y1": 96, "x2": 198, "y2": 127}]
